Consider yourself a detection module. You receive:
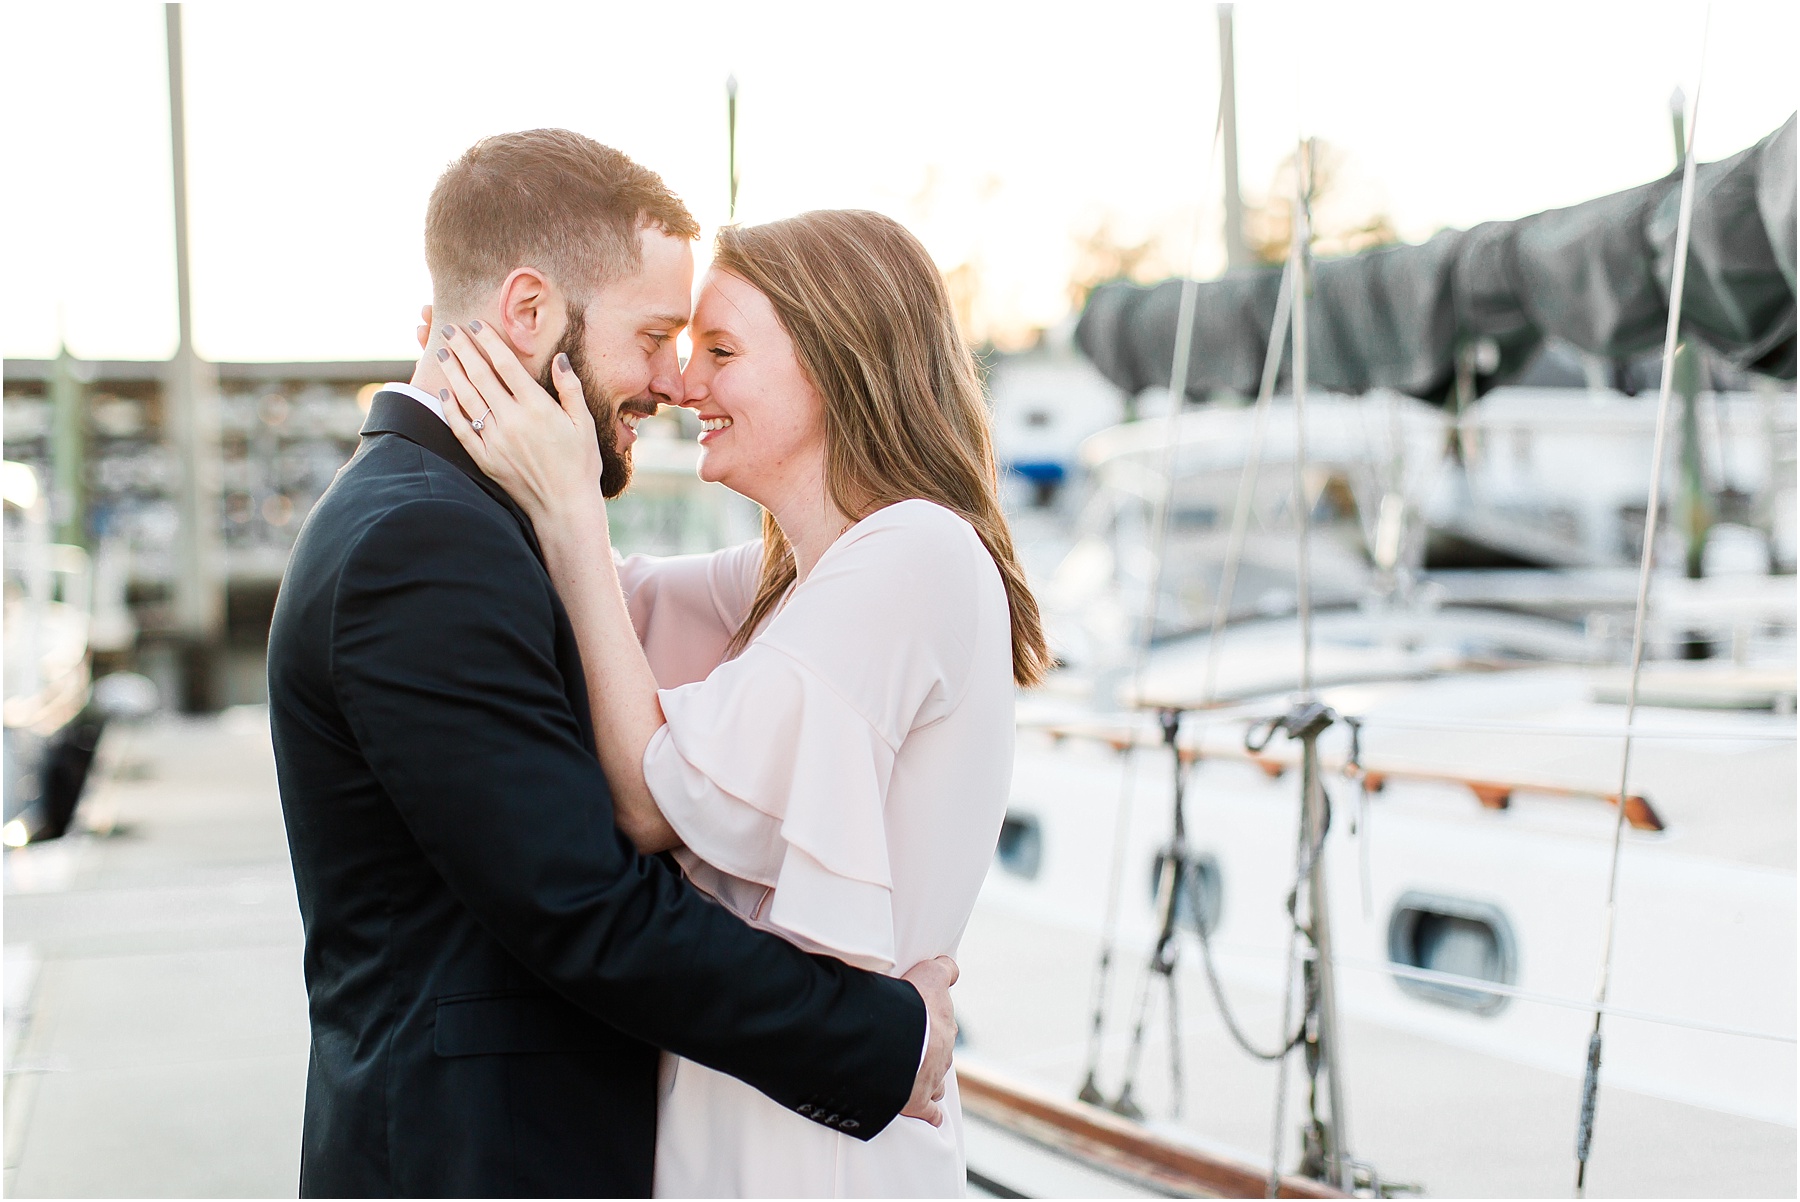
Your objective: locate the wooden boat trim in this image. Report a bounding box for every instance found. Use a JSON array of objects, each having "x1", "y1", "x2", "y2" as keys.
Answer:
[
  {"x1": 958, "y1": 1060, "x2": 1345, "y2": 1199},
  {"x1": 1032, "y1": 718, "x2": 1665, "y2": 831}
]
